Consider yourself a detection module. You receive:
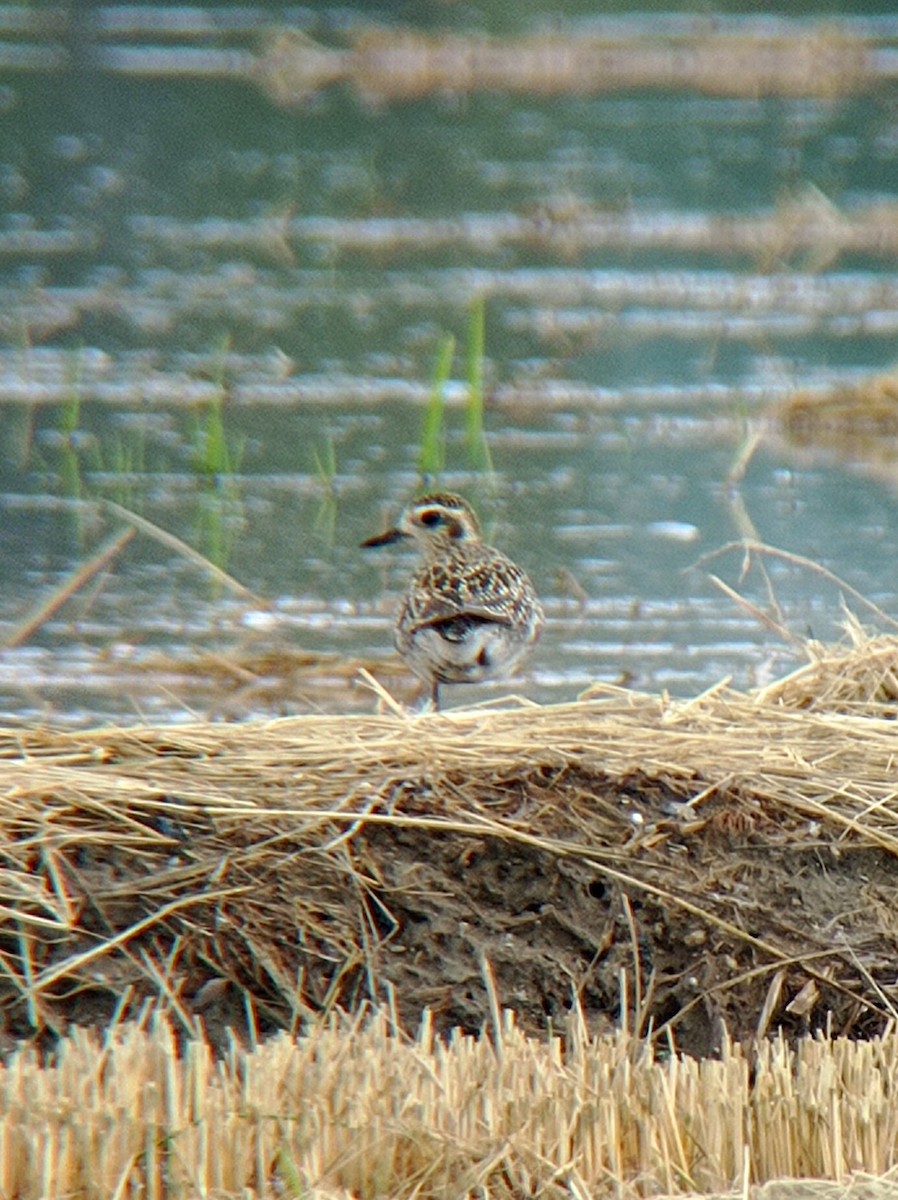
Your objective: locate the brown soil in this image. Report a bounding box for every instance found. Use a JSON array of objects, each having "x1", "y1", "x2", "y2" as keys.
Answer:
[
  {"x1": 4, "y1": 658, "x2": 898, "y2": 1061},
  {"x1": 356, "y1": 788, "x2": 890, "y2": 1058},
  {"x1": 226, "y1": 771, "x2": 898, "y2": 1058}
]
